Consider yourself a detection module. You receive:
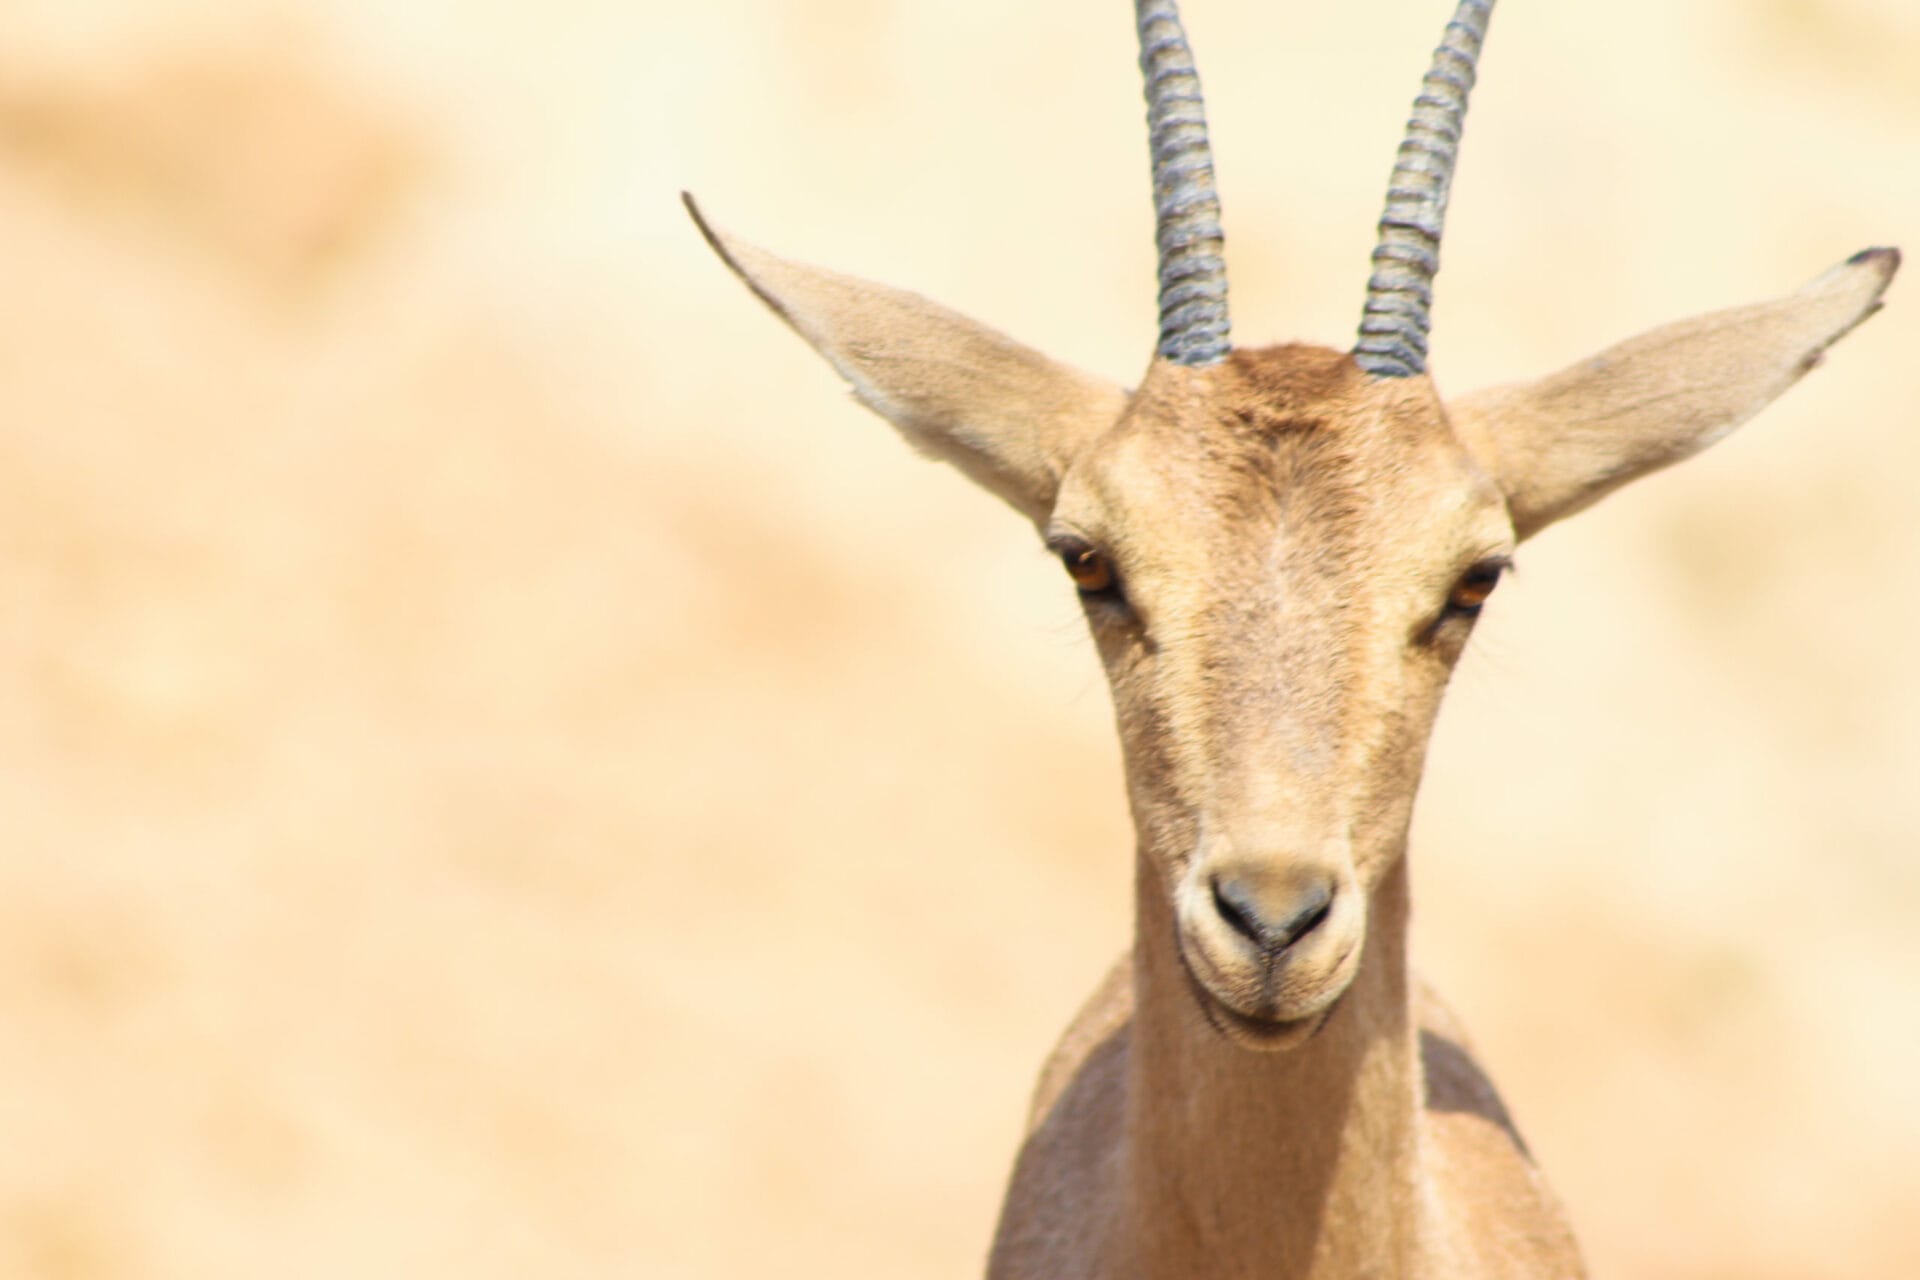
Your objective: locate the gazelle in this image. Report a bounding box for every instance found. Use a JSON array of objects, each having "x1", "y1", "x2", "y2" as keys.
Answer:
[{"x1": 687, "y1": 0, "x2": 1897, "y2": 1274}]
